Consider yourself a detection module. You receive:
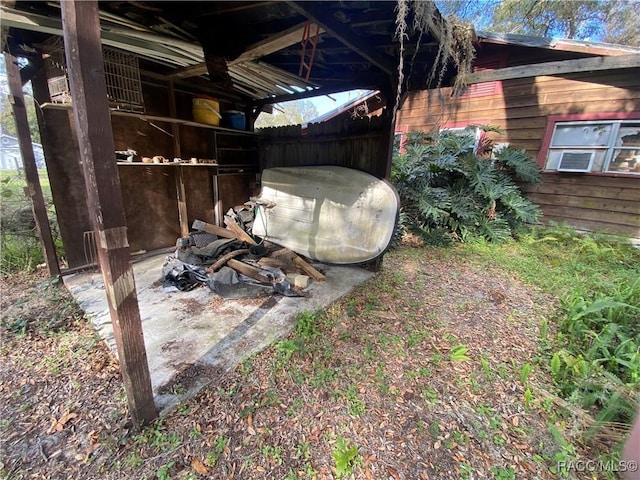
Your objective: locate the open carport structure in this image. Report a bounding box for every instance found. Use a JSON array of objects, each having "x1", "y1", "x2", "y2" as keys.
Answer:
[{"x1": 2, "y1": 0, "x2": 468, "y2": 424}]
